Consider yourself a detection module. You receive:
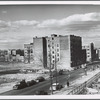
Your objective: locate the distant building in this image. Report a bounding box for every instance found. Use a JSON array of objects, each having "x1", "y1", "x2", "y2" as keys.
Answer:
[
  {"x1": 16, "y1": 49, "x2": 24, "y2": 56},
  {"x1": 98, "y1": 48, "x2": 100, "y2": 60},
  {"x1": 81, "y1": 49, "x2": 86, "y2": 64},
  {"x1": 24, "y1": 43, "x2": 34, "y2": 63},
  {"x1": 11, "y1": 49, "x2": 16, "y2": 56},
  {"x1": 0, "y1": 50, "x2": 8, "y2": 62},
  {"x1": 82, "y1": 43, "x2": 94, "y2": 62},
  {"x1": 11, "y1": 49, "x2": 16, "y2": 61},
  {"x1": 7, "y1": 49, "x2": 24, "y2": 62},
  {"x1": 0, "y1": 49, "x2": 24, "y2": 62},
  {"x1": 33, "y1": 34, "x2": 83, "y2": 70},
  {"x1": 93, "y1": 48, "x2": 99, "y2": 61},
  {"x1": 16, "y1": 49, "x2": 24, "y2": 62}
]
